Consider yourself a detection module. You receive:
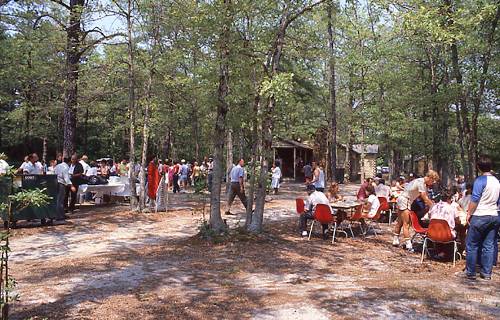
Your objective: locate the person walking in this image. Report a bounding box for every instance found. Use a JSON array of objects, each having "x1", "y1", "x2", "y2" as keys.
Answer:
[
  {"x1": 55, "y1": 157, "x2": 75, "y2": 222},
  {"x1": 271, "y1": 161, "x2": 282, "y2": 194},
  {"x1": 172, "y1": 161, "x2": 181, "y2": 193},
  {"x1": 462, "y1": 155, "x2": 500, "y2": 280},
  {"x1": 225, "y1": 158, "x2": 248, "y2": 215}
]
